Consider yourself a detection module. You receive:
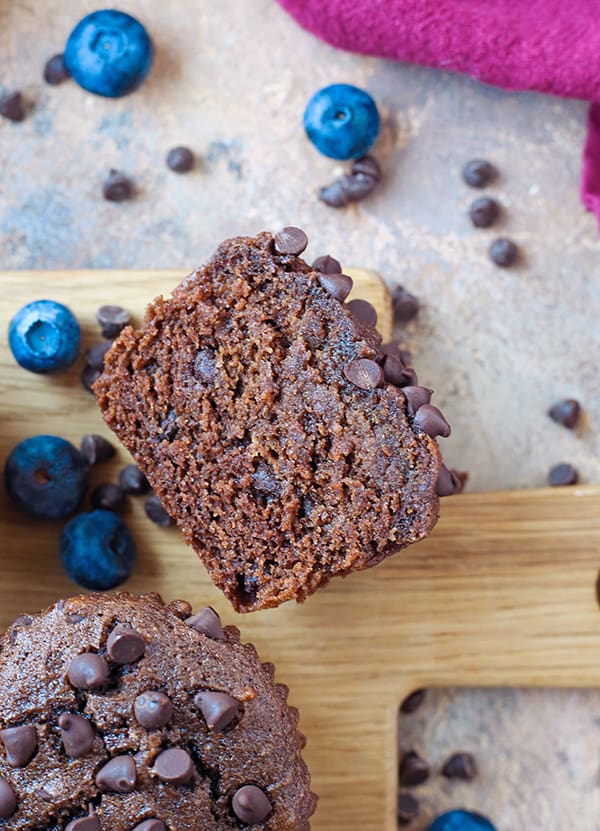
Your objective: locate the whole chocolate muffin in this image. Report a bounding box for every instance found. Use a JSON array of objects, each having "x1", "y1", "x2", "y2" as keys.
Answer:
[
  {"x1": 0, "y1": 592, "x2": 315, "y2": 830},
  {"x1": 95, "y1": 230, "x2": 451, "y2": 612}
]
